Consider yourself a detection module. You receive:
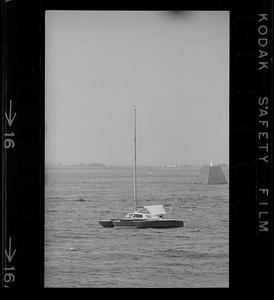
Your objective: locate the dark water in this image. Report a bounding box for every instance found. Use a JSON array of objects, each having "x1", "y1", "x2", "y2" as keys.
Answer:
[{"x1": 45, "y1": 166, "x2": 229, "y2": 287}]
